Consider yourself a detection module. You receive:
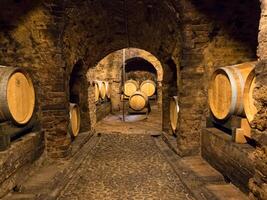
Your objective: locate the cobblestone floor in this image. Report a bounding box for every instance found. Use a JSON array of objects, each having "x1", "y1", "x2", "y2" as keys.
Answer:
[
  {"x1": 95, "y1": 104, "x2": 162, "y2": 135},
  {"x1": 57, "y1": 134, "x2": 194, "y2": 200}
]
